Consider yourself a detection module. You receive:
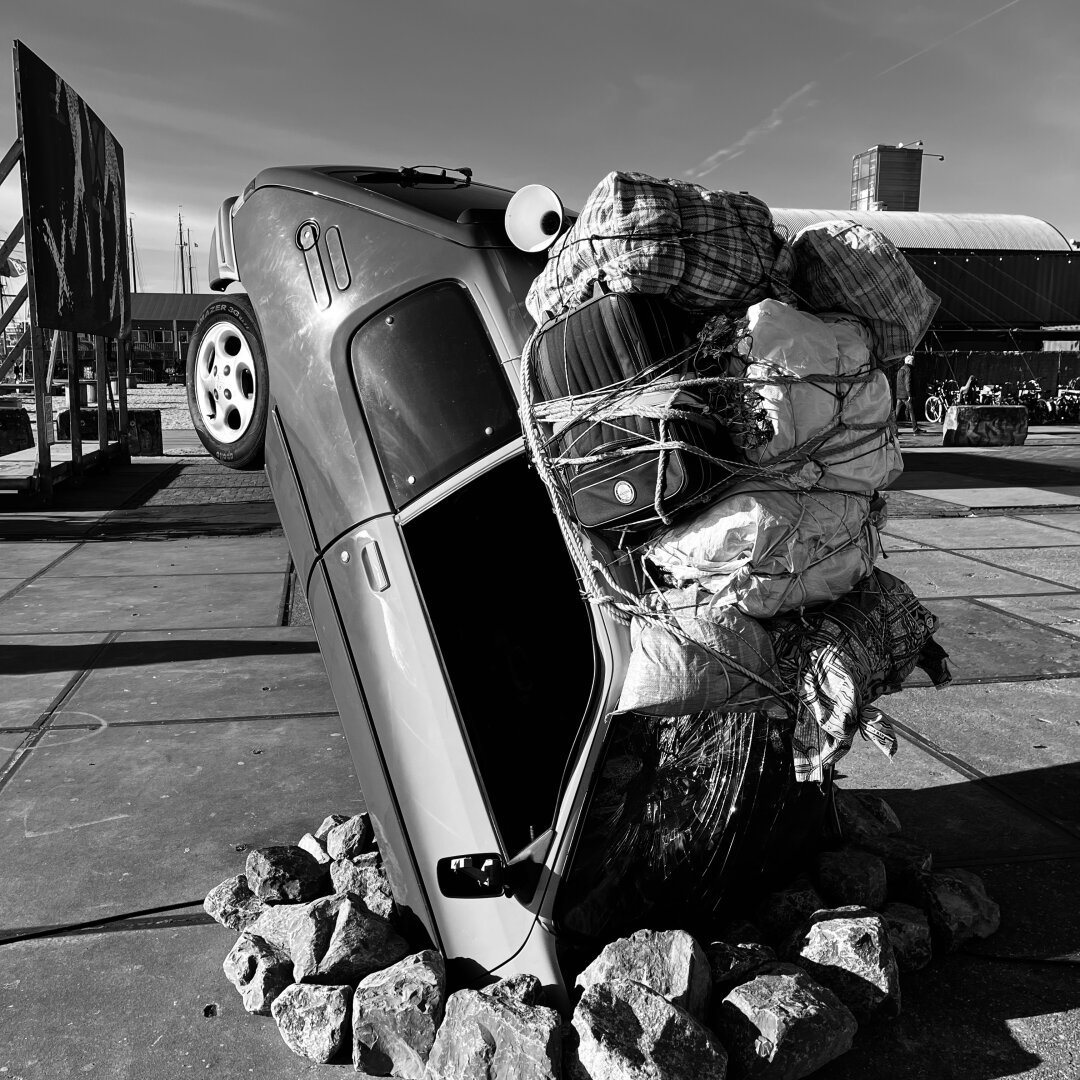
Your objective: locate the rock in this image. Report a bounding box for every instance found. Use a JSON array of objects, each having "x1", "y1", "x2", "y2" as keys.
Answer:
[
  {"x1": 854, "y1": 835, "x2": 932, "y2": 902},
  {"x1": 250, "y1": 894, "x2": 411, "y2": 985},
  {"x1": 706, "y1": 941, "x2": 777, "y2": 998},
  {"x1": 298, "y1": 832, "x2": 331, "y2": 865},
  {"x1": 814, "y1": 849, "x2": 887, "y2": 910},
  {"x1": 245, "y1": 845, "x2": 331, "y2": 903},
  {"x1": 576, "y1": 929, "x2": 711, "y2": 1022},
  {"x1": 922, "y1": 869, "x2": 1000, "y2": 951},
  {"x1": 271, "y1": 982, "x2": 351, "y2": 1064},
  {"x1": 425, "y1": 987, "x2": 562, "y2": 1080},
  {"x1": 716, "y1": 962, "x2": 857, "y2": 1080},
  {"x1": 755, "y1": 877, "x2": 827, "y2": 942},
  {"x1": 352, "y1": 950, "x2": 446, "y2": 1078},
  {"x1": 223, "y1": 934, "x2": 293, "y2": 1015},
  {"x1": 203, "y1": 874, "x2": 266, "y2": 932},
  {"x1": 325, "y1": 813, "x2": 374, "y2": 861},
  {"x1": 571, "y1": 979, "x2": 727, "y2": 1080},
  {"x1": 791, "y1": 912, "x2": 900, "y2": 1022},
  {"x1": 833, "y1": 789, "x2": 901, "y2": 844},
  {"x1": 880, "y1": 902, "x2": 932, "y2": 972},
  {"x1": 330, "y1": 858, "x2": 396, "y2": 920},
  {"x1": 315, "y1": 813, "x2": 350, "y2": 841},
  {"x1": 484, "y1": 973, "x2": 543, "y2": 1008}
]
